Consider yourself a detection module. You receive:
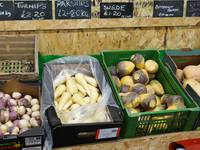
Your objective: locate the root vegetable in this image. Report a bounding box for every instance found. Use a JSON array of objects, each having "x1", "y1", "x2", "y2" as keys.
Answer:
[
  {"x1": 75, "y1": 73, "x2": 91, "y2": 96},
  {"x1": 117, "y1": 61, "x2": 135, "y2": 76},
  {"x1": 12, "y1": 92, "x2": 22, "y2": 99},
  {"x1": 132, "y1": 83, "x2": 147, "y2": 94},
  {"x1": 0, "y1": 125, "x2": 8, "y2": 133},
  {"x1": 13, "y1": 120, "x2": 19, "y2": 127},
  {"x1": 76, "y1": 83, "x2": 87, "y2": 96},
  {"x1": 132, "y1": 69, "x2": 149, "y2": 85},
  {"x1": 5, "y1": 121, "x2": 13, "y2": 128},
  {"x1": 130, "y1": 54, "x2": 145, "y2": 69},
  {"x1": 84, "y1": 75, "x2": 98, "y2": 87},
  {"x1": 9, "y1": 111, "x2": 18, "y2": 121},
  {"x1": 145, "y1": 60, "x2": 159, "y2": 74},
  {"x1": 54, "y1": 84, "x2": 66, "y2": 99},
  {"x1": 72, "y1": 93, "x2": 87, "y2": 106},
  {"x1": 0, "y1": 92, "x2": 4, "y2": 98},
  {"x1": 31, "y1": 111, "x2": 40, "y2": 120},
  {"x1": 22, "y1": 114, "x2": 30, "y2": 121},
  {"x1": 24, "y1": 95, "x2": 32, "y2": 102},
  {"x1": 66, "y1": 76, "x2": 78, "y2": 95},
  {"x1": 31, "y1": 104, "x2": 40, "y2": 112},
  {"x1": 30, "y1": 118, "x2": 39, "y2": 127},
  {"x1": 3, "y1": 94, "x2": 11, "y2": 101},
  {"x1": 58, "y1": 92, "x2": 71, "y2": 110},
  {"x1": 19, "y1": 119, "x2": 30, "y2": 129},
  {"x1": 70, "y1": 104, "x2": 80, "y2": 111},
  {"x1": 18, "y1": 98, "x2": 31, "y2": 108},
  {"x1": 150, "y1": 80, "x2": 165, "y2": 95},
  {"x1": 83, "y1": 97, "x2": 90, "y2": 104},
  {"x1": 18, "y1": 106, "x2": 26, "y2": 116},
  {"x1": 7, "y1": 99, "x2": 17, "y2": 107},
  {"x1": 31, "y1": 98, "x2": 39, "y2": 106},
  {"x1": 183, "y1": 65, "x2": 200, "y2": 82},
  {"x1": 176, "y1": 69, "x2": 184, "y2": 82},
  {"x1": 26, "y1": 108, "x2": 32, "y2": 115},
  {"x1": 63, "y1": 100, "x2": 73, "y2": 111},
  {"x1": 19, "y1": 128, "x2": 29, "y2": 134},
  {"x1": 0, "y1": 130, "x2": 4, "y2": 137},
  {"x1": 9, "y1": 126, "x2": 19, "y2": 135},
  {"x1": 0, "y1": 100, "x2": 6, "y2": 110}
]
